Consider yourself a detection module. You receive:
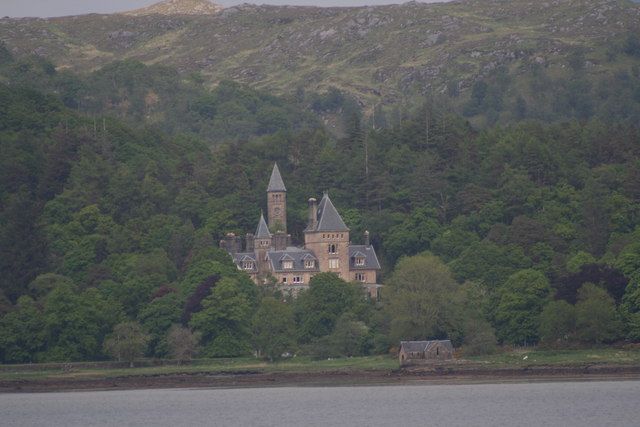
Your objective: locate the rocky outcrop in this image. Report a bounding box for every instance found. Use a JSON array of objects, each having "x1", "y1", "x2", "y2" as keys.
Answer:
[
  {"x1": 0, "y1": 0, "x2": 638, "y2": 113},
  {"x1": 124, "y1": 0, "x2": 223, "y2": 16}
]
